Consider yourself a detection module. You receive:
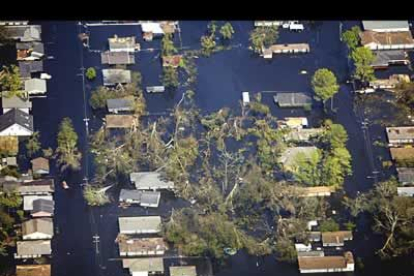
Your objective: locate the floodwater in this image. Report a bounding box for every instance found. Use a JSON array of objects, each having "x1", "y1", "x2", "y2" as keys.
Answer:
[{"x1": 24, "y1": 21, "x2": 414, "y2": 276}]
